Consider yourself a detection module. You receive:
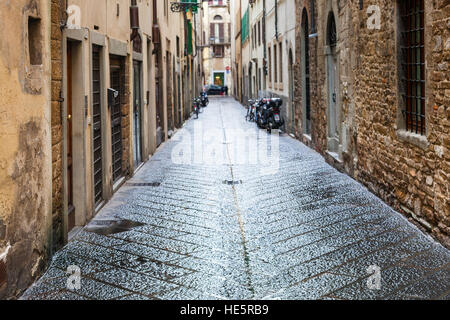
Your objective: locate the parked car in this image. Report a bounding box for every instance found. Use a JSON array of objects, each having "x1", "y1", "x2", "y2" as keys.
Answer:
[{"x1": 206, "y1": 84, "x2": 228, "y2": 95}]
